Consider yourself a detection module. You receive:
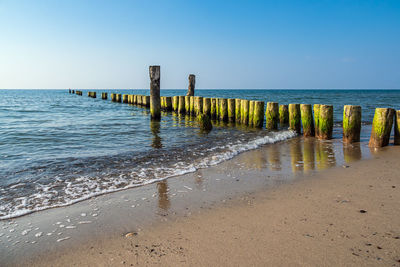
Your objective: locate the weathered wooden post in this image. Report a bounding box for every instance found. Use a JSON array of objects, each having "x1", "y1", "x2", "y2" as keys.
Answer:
[
  {"x1": 123, "y1": 94, "x2": 128, "y2": 103},
  {"x1": 279, "y1": 105, "x2": 289, "y2": 125},
  {"x1": 343, "y1": 105, "x2": 361, "y2": 143},
  {"x1": 227, "y1": 99, "x2": 235, "y2": 122},
  {"x1": 178, "y1": 96, "x2": 185, "y2": 113},
  {"x1": 289, "y1": 104, "x2": 301, "y2": 134},
  {"x1": 172, "y1": 96, "x2": 179, "y2": 111},
  {"x1": 203, "y1": 98, "x2": 211, "y2": 116},
  {"x1": 248, "y1": 101, "x2": 255, "y2": 126},
  {"x1": 215, "y1": 98, "x2": 220, "y2": 119},
  {"x1": 300, "y1": 104, "x2": 314, "y2": 137},
  {"x1": 165, "y1": 97, "x2": 172, "y2": 111},
  {"x1": 313, "y1": 104, "x2": 321, "y2": 138},
  {"x1": 111, "y1": 93, "x2": 116, "y2": 102},
  {"x1": 190, "y1": 96, "x2": 195, "y2": 114},
  {"x1": 72, "y1": 90, "x2": 75, "y2": 94},
  {"x1": 187, "y1": 74, "x2": 195, "y2": 96},
  {"x1": 211, "y1": 98, "x2": 217, "y2": 119},
  {"x1": 235, "y1": 99, "x2": 241, "y2": 123},
  {"x1": 185, "y1": 96, "x2": 191, "y2": 113},
  {"x1": 102, "y1": 93, "x2": 108, "y2": 100},
  {"x1": 266, "y1": 102, "x2": 279, "y2": 130},
  {"x1": 241, "y1": 99, "x2": 250, "y2": 125},
  {"x1": 132, "y1": 95, "x2": 136, "y2": 104},
  {"x1": 219, "y1": 98, "x2": 228, "y2": 121},
  {"x1": 137, "y1": 95, "x2": 142, "y2": 105},
  {"x1": 144, "y1": 96, "x2": 150, "y2": 107},
  {"x1": 197, "y1": 114, "x2": 212, "y2": 133},
  {"x1": 395, "y1": 110, "x2": 400, "y2": 145},
  {"x1": 368, "y1": 108, "x2": 394, "y2": 147},
  {"x1": 253, "y1": 101, "x2": 265, "y2": 128},
  {"x1": 194, "y1": 97, "x2": 203, "y2": 115},
  {"x1": 318, "y1": 105, "x2": 333, "y2": 140},
  {"x1": 149, "y1": 66, "x2": 161, "y2": 119},
  {"x1": 116, "y1": 94, "x2": 122, "y2": 103}
]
